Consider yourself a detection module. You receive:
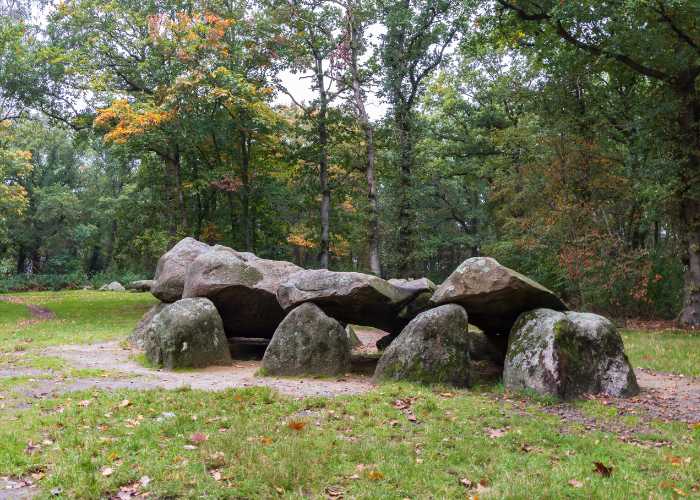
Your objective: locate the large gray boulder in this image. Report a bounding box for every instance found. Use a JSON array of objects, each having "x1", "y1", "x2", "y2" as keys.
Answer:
[
  {"x1": 261, "y1": 303, "x2": 350, "y2": 376},
  {"x1": 503, "y1": 309, "x2": 639, "y2": 399},
  {"x1": 431, "y1": 257, "x2": 566, "y2": 335},
  {"x1": 182, "y1": 246, "x2": 302, "y2": 338},
  {"x1": 129, "y1": 302, "x2": 167, "y2": 349},
  {"x1": 143, "y1": 298, "x2": 231, "y2": 369},
  {"x1": 151, "y1": 238, "x2": 211, "y2": 303},
  {"x1": 276, "y1": 269, "x2": 417, "y2": 333},
  {"x1": 373, "y1": 304, "x2": 471, "y2": 387},
  {"x1": 126, "y1": 279, "x2": 154, "y2": 293},
  {"x1": 99, "y1": 281, "x2": 125, "y2": 291}
]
